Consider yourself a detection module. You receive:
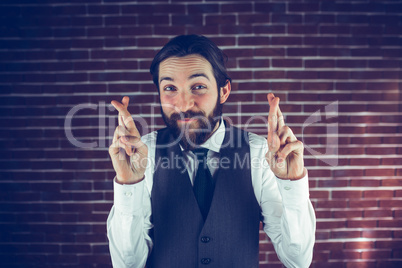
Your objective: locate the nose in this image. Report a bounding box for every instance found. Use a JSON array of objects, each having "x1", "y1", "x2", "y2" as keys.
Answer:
[{"x1": 176, "y1": 91, "x2": 194, "y2": 113}]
